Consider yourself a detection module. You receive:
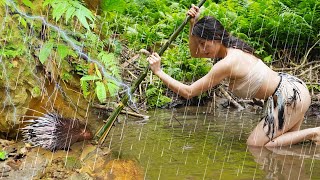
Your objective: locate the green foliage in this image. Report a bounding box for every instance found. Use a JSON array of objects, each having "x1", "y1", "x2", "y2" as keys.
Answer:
[
  {"x1": 56, "y1": 44, "x2": 77, "y2": 60},
  {"x1": 61, "y1": 71, "x2": 72, "y2": 82},
  {"x1": 162, "y1": 46, "x2": 212, "y2": 81},
  {"x1": 146, "y1": 84, "x2": 172, "y2": 108},
  {"x1": 308, "y1": 84, "x2": 320, "y2": 92},
  {"x1": 0, "y1": 151, "x2": 7, "y2": 161},
  {"x1": 0, "y1": 0, "x2": 6, "y2": 6},
  {"x1": 263, "y1": 55, "x2": 273, "y2": 63},
  {"x1": 80, "y1": 80, "x2": 90, "y2": 98},
  {"x1": 73, "y1": 63, "x2": 89, "y2": 76},
  {"x1": 39, "y1": 42, "x2": 53, "y2": 64},
  {"x1": 106, "y1": 80, "x2": 119, "y2": 97},
  {"x1": 101, "y1": 0, "x2": 126, "y2": 13},
  {"x1": 97, "y1": 52, "x2": 121, "y2": 80},
  {"x1": 204, "y1": 0, "x2": 319, "y2": 60},
  {"x1": 43, "y1": 0, "x2": 95, "y2": 30},
  {"x1": 31, "y1": 86, "x2": 41, "y2": 98},
  {"x1": 80, "y1": 53, "x2": 121, "y2": 103},
  {"x1": 95, "y1": 81, "x2": 107, "y2": 103},
  {"x1": 100, "y1": 0, "x2": 189, "y2": 51},
  {"x1": 0, "y1": 43, "x2": 25, "y2": 59},
  {"x1": 3, "y1": 0, "x2": 319, "y2": 108},
  {"x1": 22, "y1": 0, "x2": 35, "y2": 9}
]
